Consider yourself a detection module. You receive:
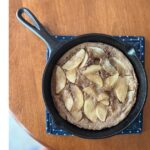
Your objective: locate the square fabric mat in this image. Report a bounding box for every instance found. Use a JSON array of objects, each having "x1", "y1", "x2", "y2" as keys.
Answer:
[{"x1": 46, "y1": 35, "x2": 144, "y2": 136}]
